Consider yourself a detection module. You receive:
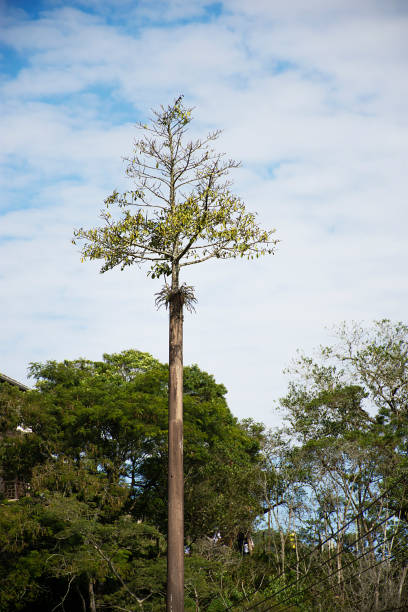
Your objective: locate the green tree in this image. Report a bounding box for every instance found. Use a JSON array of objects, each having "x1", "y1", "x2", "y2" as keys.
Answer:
[
  {"x1": 24, "y1": 351, "x2": 264, "y2": 541},
  {"x1": 73, "y1": 96, "x2": 277, "y2": 610},
  {"x1": 264, "y1": 320, "x2": 408, "y2": 611},
  {"x1": 0, "y1": 350, "x2": 269, "y2": 611},
  {"x1": 0, "y1": 459, "x2": 167, "y2": 612},
  {"x1": 26, "y1": 351, "x2": 168, "y2": 488}
]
